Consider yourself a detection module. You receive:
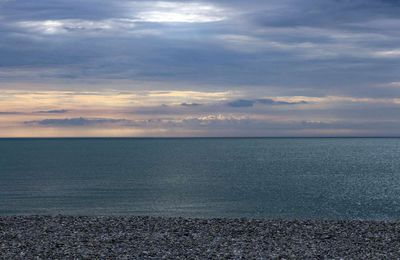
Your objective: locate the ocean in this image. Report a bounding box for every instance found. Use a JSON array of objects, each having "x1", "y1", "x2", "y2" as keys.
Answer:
[{"x1": 1, "y1": 138, "x2": 400, "y2": 219}]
